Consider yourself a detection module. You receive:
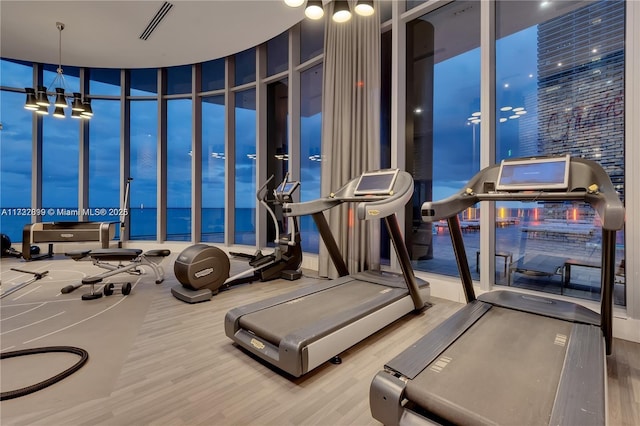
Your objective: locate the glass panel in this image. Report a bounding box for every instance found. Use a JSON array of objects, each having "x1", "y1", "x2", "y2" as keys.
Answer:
[
  {"x1": 235, "y1": 89, "x2": 256, "y2": 245},
  {"x1": 406, "y1": 1, "x2": 481, "y2": 275},
  {"x1": 129, "y1": 68, "x2": 157, "y2": 96},
  {"x1": 496, "y1": 0, "x2": 625, "y2": 305},
  {"x1": 88, "y1": 100, "x2": 121, "y2": 237},
  {"x1": 42, "y1": 108, "x2": 79, "y2": 222},
  {"x1": 300, "y1": 64, "x2": 322, "y2": 253},
  {"x1": 167, "y1": 99, "x2": 192, "y2": 241},
  {"x1": 89, "y1": 68, "x2": 120, "y2": 96},
  {"x1": 267, "y1": 79, "x2": 289, "y2": 247},
  {"x1": 0, "y1": 90, "x2": 33, "y2": 243},
  {"x1": 1, "y1": 58, "x2": 32, "y2": 88},
  {"x1": 43, "y1": 64, "x2": 80, "y2": 95},
  {"x1": 300, "y1": 19, "x2": 324, "y2": 63},
  {"x1": 381, "y1": 30, "x2": 392, "y2": 170},
  {"x1": 379, "y1": 1, "x2": 392, "y2": 23},
  {"x1": 234, "y1": 48, "x2": 256, "y2": 86},
  {"x1": 267, "y1": 31, "x2": 289, "y2": 76},
  {"x1": 202, "y1": 95, "x2": 225, "y2": 243},
  {"x1": 201, "y1": 59, "x2": 225, "y2": 92},
  {"x1": 129, "y1": 100, "x2": 157, "y2": 240},
  {"x1": 406, "y1": 0, "x2": 428, "y2": 12},
  {"x1": 166, "y1": 65, "x2": 192, "y2": 95},
  {"x1": 380, "y1": 30, "x2": 392, "y2": 264}
]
